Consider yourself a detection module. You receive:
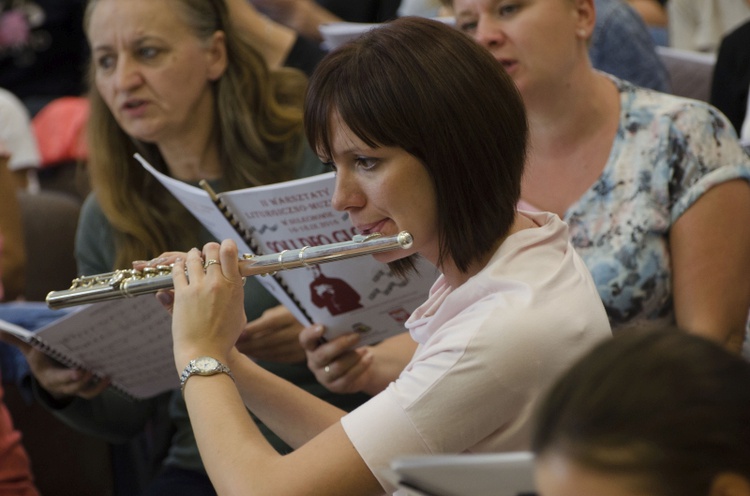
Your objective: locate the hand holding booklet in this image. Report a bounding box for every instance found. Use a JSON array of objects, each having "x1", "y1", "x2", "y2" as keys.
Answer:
[
  {"x1": 0, "y1": 296, "x2": 177, "y2": 400},
  {"x1": 134, "y1": 154, "x2": 437, "y2": 347}
]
